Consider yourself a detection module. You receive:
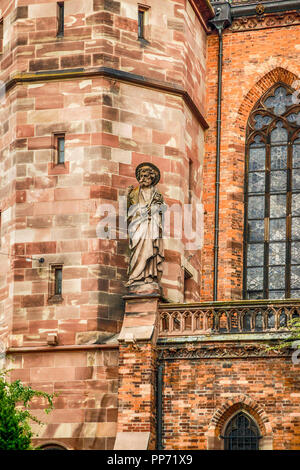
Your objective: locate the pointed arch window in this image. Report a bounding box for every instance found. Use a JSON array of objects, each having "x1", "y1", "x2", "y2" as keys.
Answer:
[
  {"x1": 222, "y1": 412, "x2": 261, "y2": 450},
  {"x1": 244, "y1": 83, "x2": 300, "y2": 299}
]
